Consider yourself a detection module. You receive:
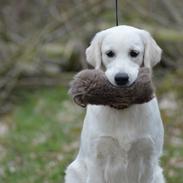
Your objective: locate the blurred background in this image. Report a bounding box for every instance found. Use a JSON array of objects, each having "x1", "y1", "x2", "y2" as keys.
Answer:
[{"x1": 0, "y1": 0, "x2": 182, "y2": 182}]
